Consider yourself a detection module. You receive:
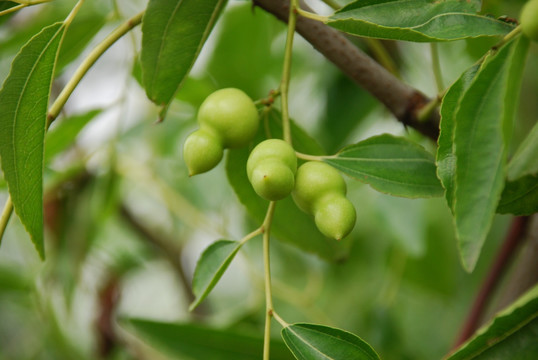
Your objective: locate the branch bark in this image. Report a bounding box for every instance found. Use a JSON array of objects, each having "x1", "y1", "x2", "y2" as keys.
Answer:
[{"x1": 253, "y1": 0, "x2": 440, "y2": 140}]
